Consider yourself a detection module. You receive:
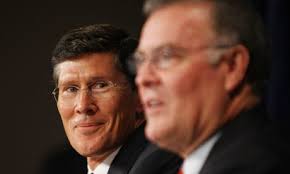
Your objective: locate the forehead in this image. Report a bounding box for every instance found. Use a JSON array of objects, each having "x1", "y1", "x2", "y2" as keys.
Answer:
[
  {"x1": 139, "y1": 2, "x2": 216, "y2": 52},
  {"x1": 56, "y1": 53, "x2": 124, "y2": 84}
]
